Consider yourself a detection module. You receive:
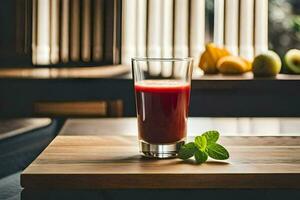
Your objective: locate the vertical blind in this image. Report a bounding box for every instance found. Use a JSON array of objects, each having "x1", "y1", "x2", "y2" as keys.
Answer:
[
  {"x1": 30, "y1": 0, "x2": 268, "y2": 70},
  {"x1": 32, "y1": 0, "x2": 109, "y2": 65}
]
